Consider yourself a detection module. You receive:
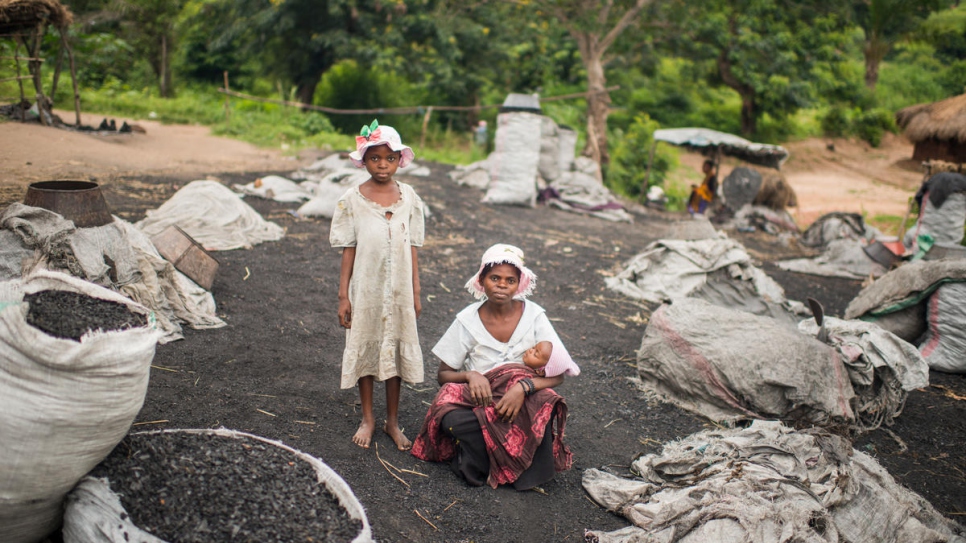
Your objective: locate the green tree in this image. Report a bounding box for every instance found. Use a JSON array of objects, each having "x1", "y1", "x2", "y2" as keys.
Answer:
[
  {"x1": 850, "y1": 0, "x2": 948, "y2": 92},
  {"x1": 200, "y1": 0, "x2": 405, "y2": 107},
  {"x1": 665, "y1": 0, "x2": 851, "y2": 137},
  {"x1": 522, "y1": 0, "x2": 656, "y2": 169}
]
